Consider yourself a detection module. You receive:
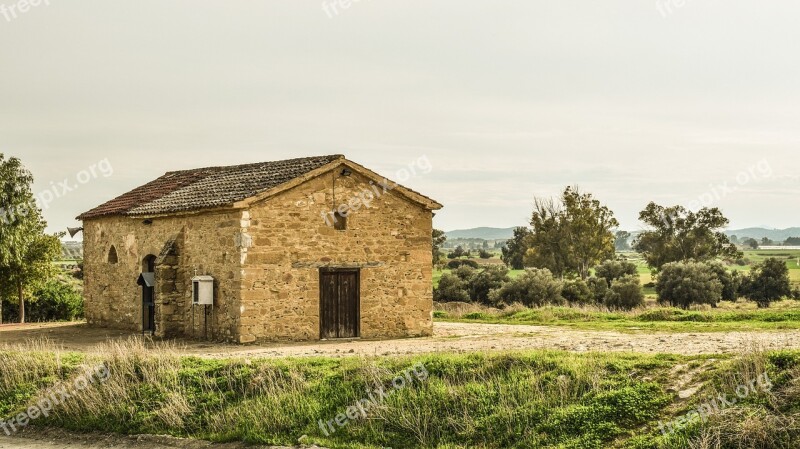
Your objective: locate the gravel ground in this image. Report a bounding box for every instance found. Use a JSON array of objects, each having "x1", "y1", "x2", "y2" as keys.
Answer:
[{"x1": 1, "y1": 321, "x2": 799, "y2": 357}]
